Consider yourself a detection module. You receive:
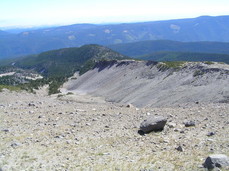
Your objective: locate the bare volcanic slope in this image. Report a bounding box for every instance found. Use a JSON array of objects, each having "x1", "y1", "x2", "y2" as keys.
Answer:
[{"x1": 62, "y1": 60, "x2": 229, "y2": 107}]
